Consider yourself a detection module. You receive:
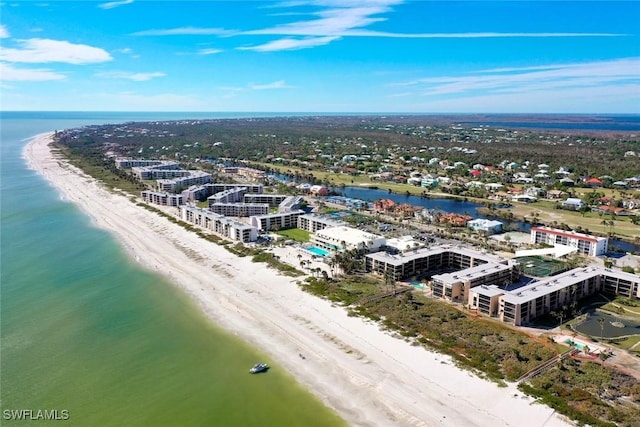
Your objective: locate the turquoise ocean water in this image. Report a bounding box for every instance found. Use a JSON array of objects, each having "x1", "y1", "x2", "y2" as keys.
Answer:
[{"x1": 0, "y1": 112, "x2": 345, "y2": 426}]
